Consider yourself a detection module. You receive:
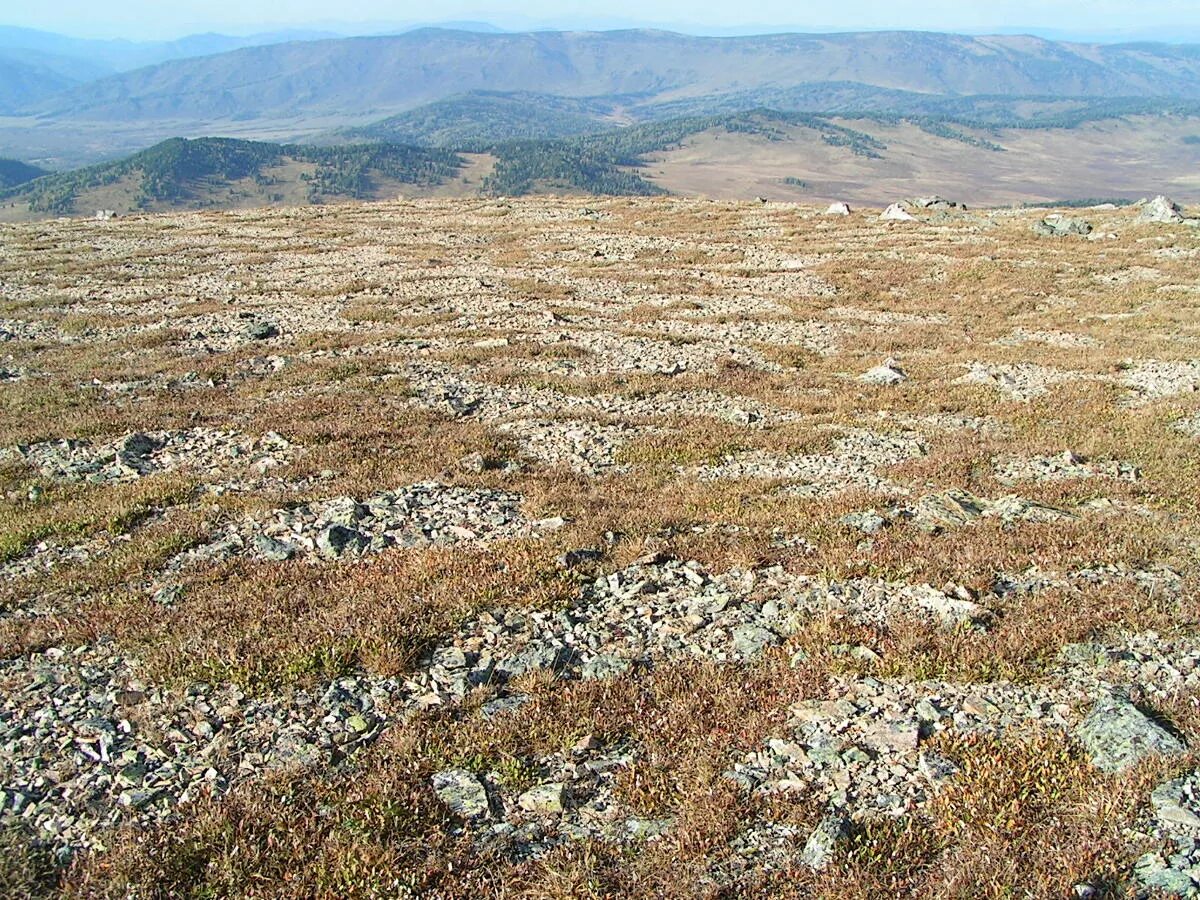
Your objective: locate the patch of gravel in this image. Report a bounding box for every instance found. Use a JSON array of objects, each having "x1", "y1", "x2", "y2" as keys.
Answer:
[
  {"x1": 2, "y1": 429, "x2": 295, "y2": 487},
  {"x1": 428, "y1": 739, "x2": 671, "y2": 860},
  {"x1": 170, "y1": 481, "x2": 562, "y2": 569},
  {"x1": 996, "y1": 328, "x2": 1101, "y2": 349},
  {"x1": 691, "y1": 428, "x2": 925, "y2": 498},
  {"x1": 2, "y1": 548, "x2": 1192, "y2": 863},
  {"x1": 955, "y1": 362, "x2": 1101, "y2": 401},
  {"x1": 410, "y1": 559, "x2": 993, "y2": 716},
  {"x1": 0, "y1": 640, "x2": 428, "y2": 858},
  {"x1": 993, "y1": 450, "x2": 1141, "y2": 485},
  {"x1": 722, "y1": 630, "x2": 1200, "y2": 876},
  {"x1": 840, "y1": 489, "x2": 1078, "y2": 537},
  {"x1": 400, "y1": 361, "x2": 798, "y2": 427},
  {"x1": 1174, "y1": 413, "x2": 1200, "y2": 438},
  {"x1": 825, "y1": 306, "x2": 949, "y2": 327},
  {"x1": 494, "y1": 418, "x2": 655, "y2": 476},
  {"x1": 0, "y1": 535, "x2": 123, "y2": 588},
  {"x1": 645, "y1": 317, "x2": 844, "y2": 357},
  {"x1": 519, "y1": 328, "x2": 781, "y2": 376},
  {"x1": 1134, "y1": 771, "x2": 1200, "y2": 896},
  {"x1": 1122, "y1": 360, "x2": 1200, "y2": 402}
]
